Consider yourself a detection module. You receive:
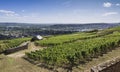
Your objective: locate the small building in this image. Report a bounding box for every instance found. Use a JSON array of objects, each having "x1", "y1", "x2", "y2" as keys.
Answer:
[{"x1": 31, "y1": 35, "x2": 43, "y2": 41}]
